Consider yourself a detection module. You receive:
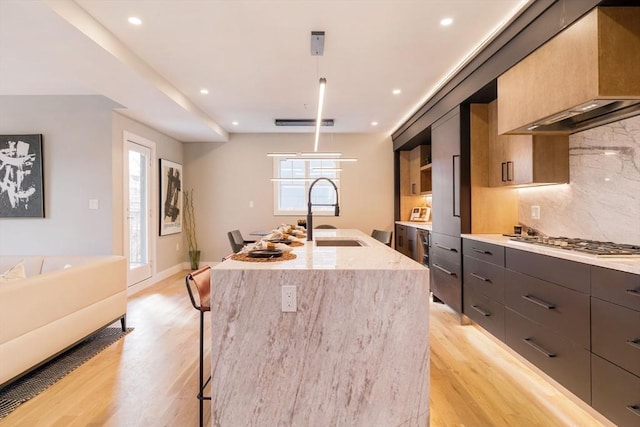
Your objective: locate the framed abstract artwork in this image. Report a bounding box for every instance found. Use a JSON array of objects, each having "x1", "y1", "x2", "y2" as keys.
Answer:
[
  {"x1": 0, "y1": 134, "x2": 45, "y2": 218},
  {"x1": 159, "y1": 158, "x2": 182, "y2": 235}
]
